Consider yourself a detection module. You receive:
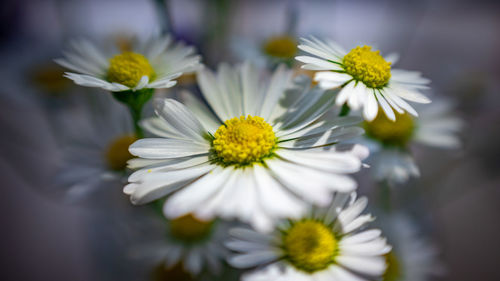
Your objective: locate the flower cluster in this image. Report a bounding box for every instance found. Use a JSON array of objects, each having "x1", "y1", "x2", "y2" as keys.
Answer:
[{"x1": 50, "y1": 16, "x2": 461, "y2": 280}]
